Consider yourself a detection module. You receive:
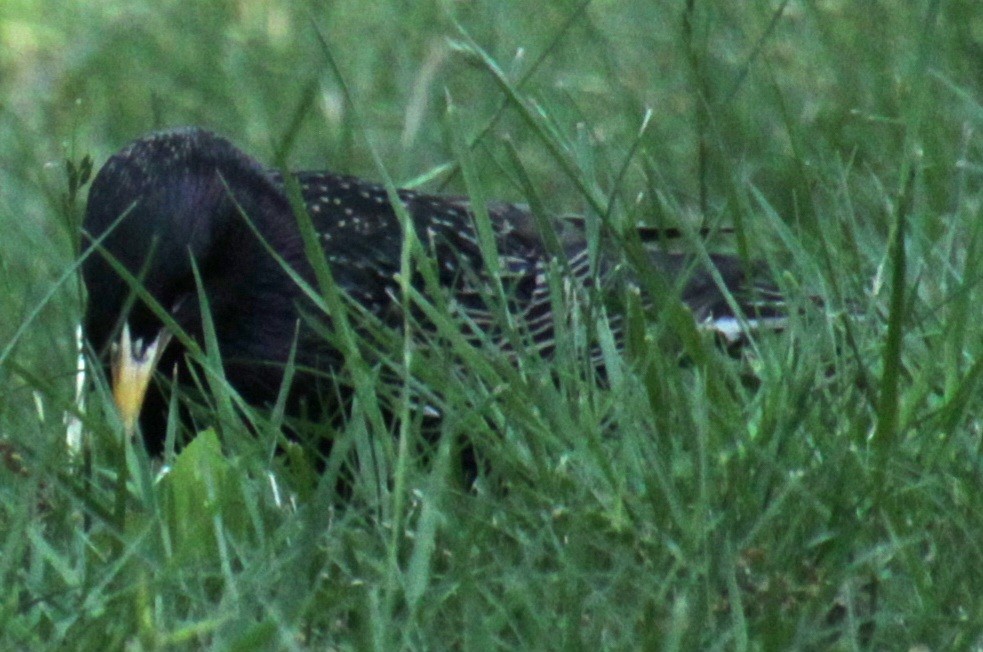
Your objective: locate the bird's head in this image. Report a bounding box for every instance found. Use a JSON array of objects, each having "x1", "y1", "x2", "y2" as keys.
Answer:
[{"x1": 81, "y1": 127, "x2": 296, "y2": 438}]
